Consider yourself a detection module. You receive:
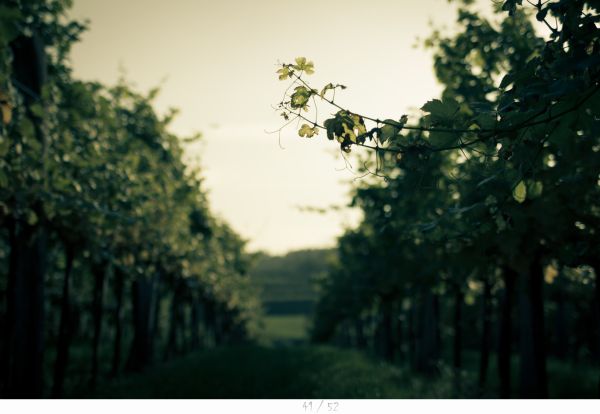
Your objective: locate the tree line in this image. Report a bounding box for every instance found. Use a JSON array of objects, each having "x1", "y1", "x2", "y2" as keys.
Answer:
[
  {"x1": 0, "y1": 0, "x2": 259, "y2": 398},
  {"x1": 275, "y1": 0, "x2": 600, "y2": 398}
]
